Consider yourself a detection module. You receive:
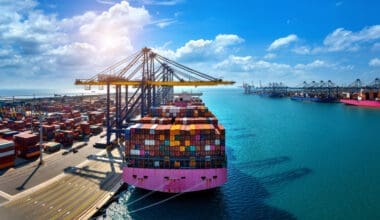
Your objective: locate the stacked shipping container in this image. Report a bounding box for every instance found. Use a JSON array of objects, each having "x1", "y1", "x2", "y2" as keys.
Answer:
[
  {"x1": 125, "y1": 105, "x2": 226, "y2": 169},
  {"x1": 0, "y1": 138, "x2": 15, "y2": 169},
  {"x1": 13, "y1": 132, "x2": 40, "y2": 158}
]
